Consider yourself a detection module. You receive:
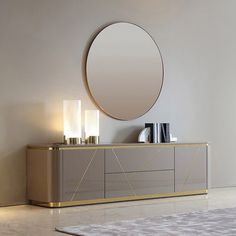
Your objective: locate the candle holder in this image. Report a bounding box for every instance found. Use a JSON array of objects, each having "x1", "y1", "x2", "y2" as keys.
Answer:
[
  {"x1": 63, "y1": 100, "x2": 82, "y2": 144},
  {"x1": 85, "y1": 110, "x2": 99, "y2": 144}
]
